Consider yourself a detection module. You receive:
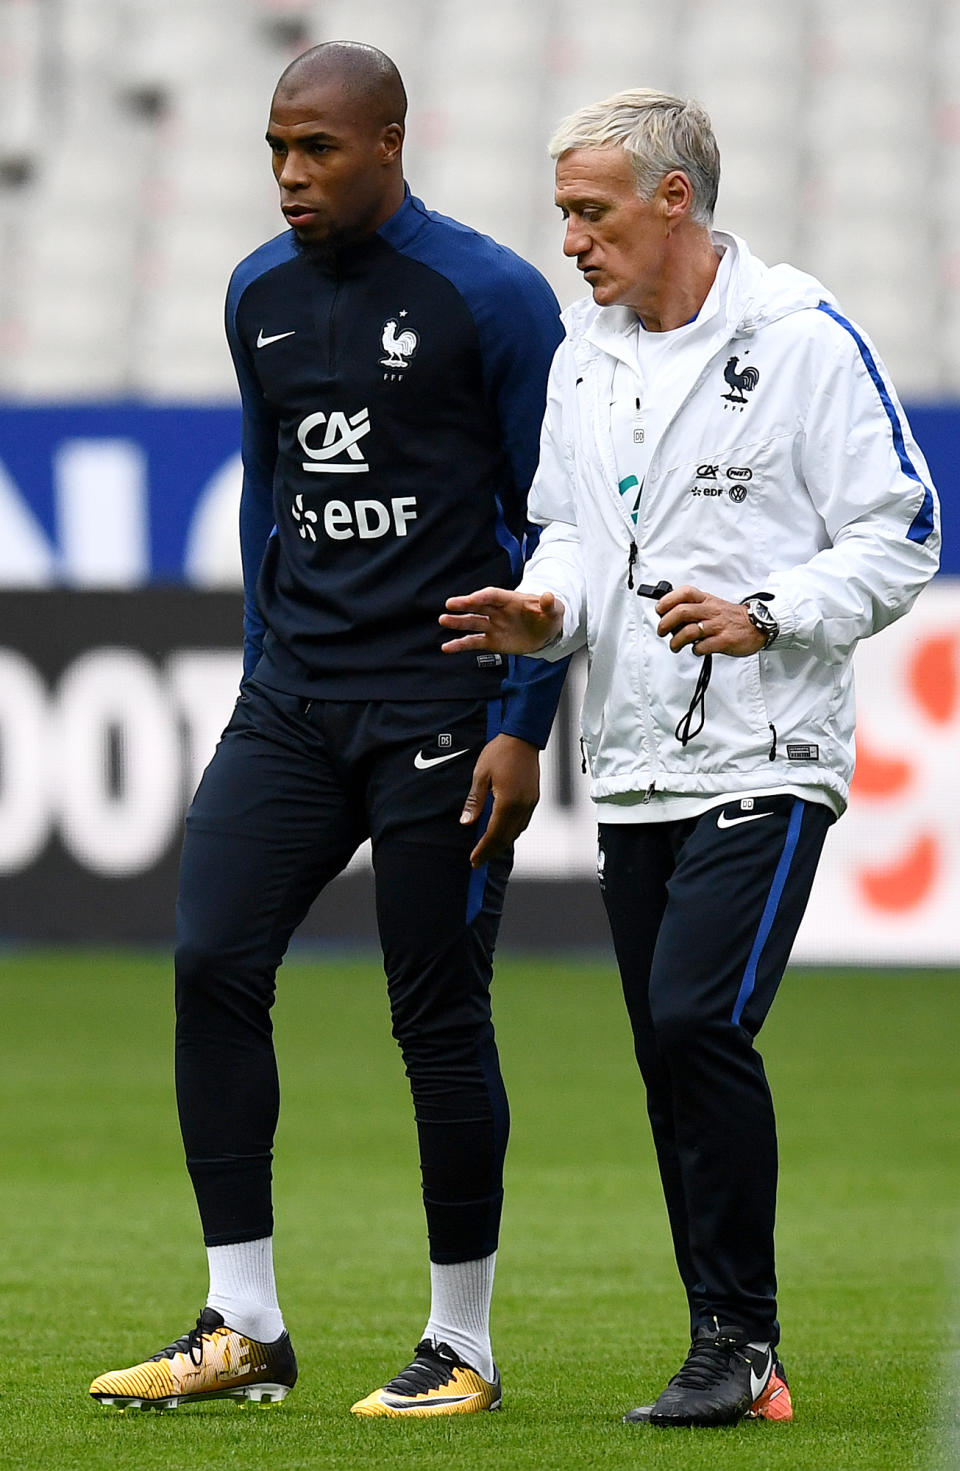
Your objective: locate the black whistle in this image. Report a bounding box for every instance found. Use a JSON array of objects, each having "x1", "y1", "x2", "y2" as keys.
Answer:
[{"x1": 635, "y1": 580, "x2": 673, "y2": 600}]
